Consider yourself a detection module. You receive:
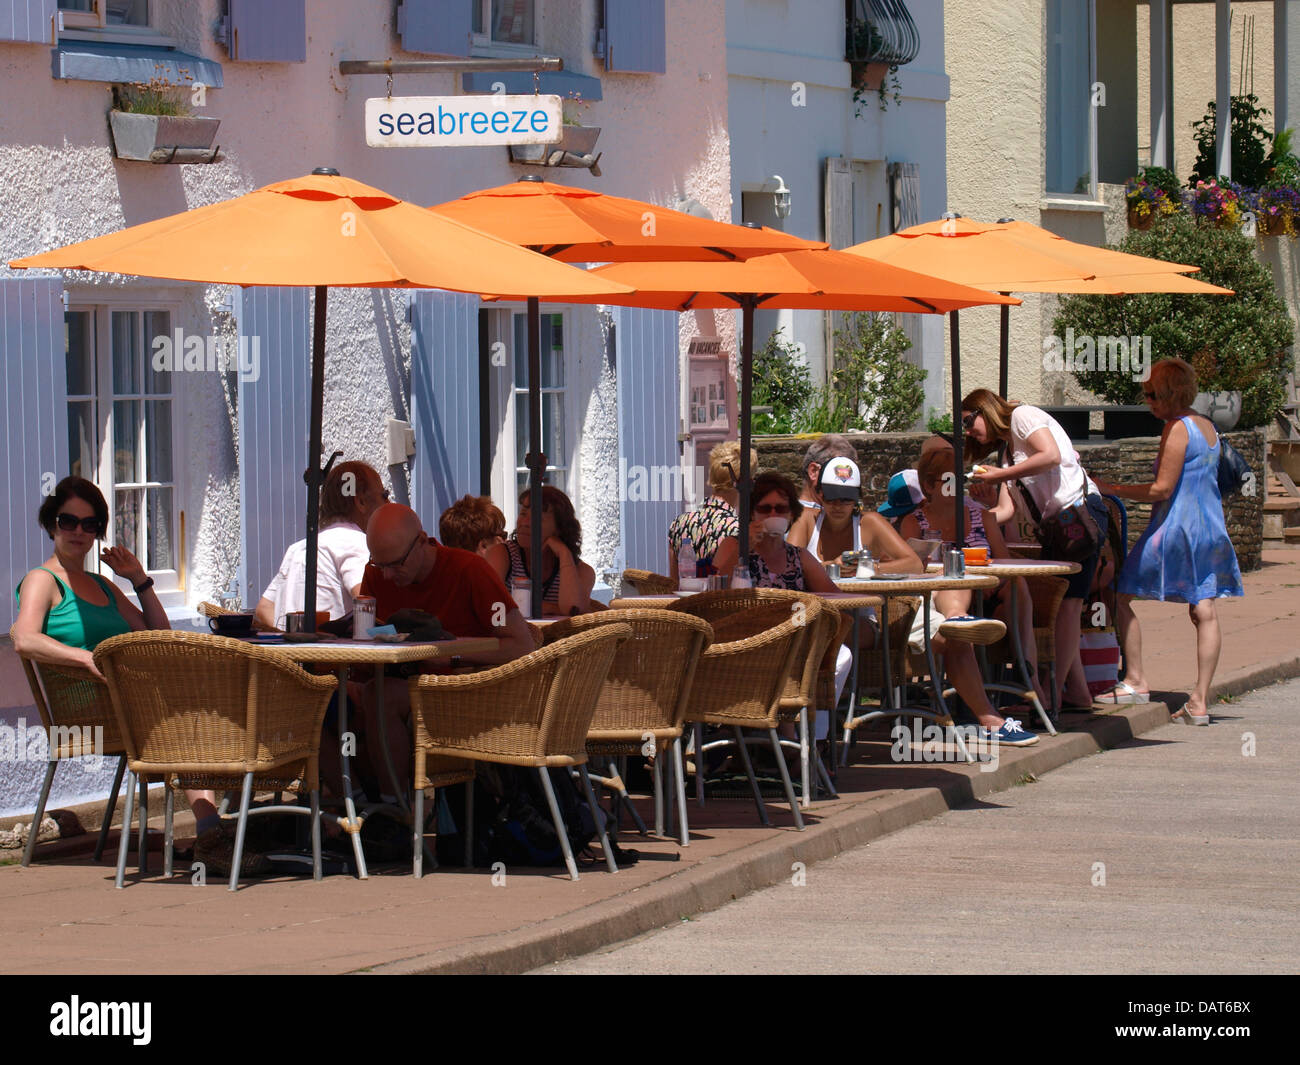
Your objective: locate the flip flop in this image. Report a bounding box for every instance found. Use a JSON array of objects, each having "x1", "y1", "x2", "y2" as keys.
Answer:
[{"x1": 1094, "y1": 681, "x2": 1150, "y2": 704}]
